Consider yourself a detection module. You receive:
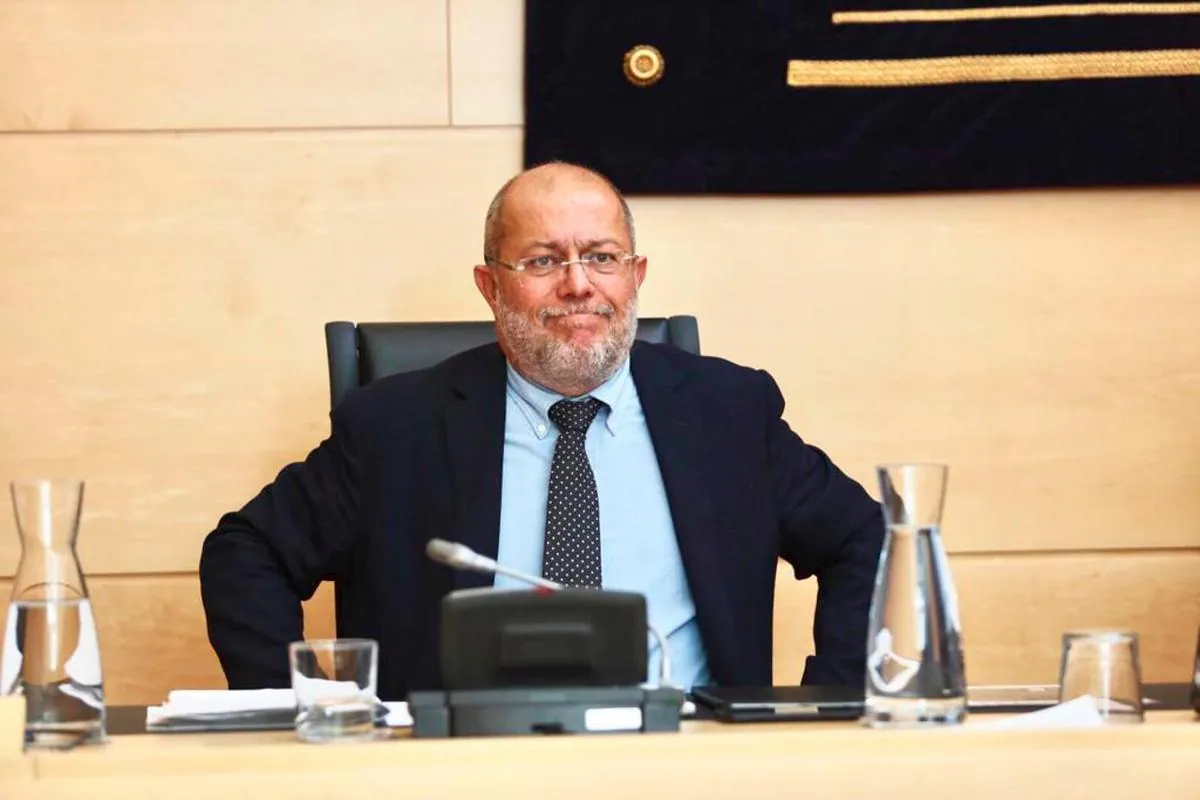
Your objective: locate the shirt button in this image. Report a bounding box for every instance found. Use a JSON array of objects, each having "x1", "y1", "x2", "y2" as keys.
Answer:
[{"x1": 536, "y1": 424, "x2": 546, "y2": 435}]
